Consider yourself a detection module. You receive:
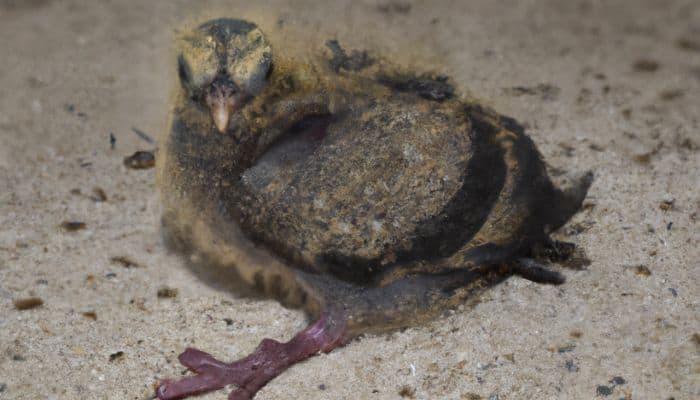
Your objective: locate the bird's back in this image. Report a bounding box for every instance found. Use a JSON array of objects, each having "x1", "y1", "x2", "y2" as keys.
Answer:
[{"x1": 230, "y1": 93, "x2": 498, "y2": 283}]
